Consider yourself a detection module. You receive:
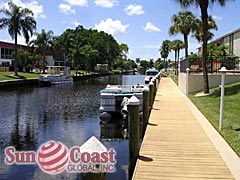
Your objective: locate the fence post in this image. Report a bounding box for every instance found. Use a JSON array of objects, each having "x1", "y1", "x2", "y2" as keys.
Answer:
[
  {"x1": 142, "y1": 86, "x2": 149, "y2": 136},
  {"x1": 186, "y1": 68, "x2": 190, "y2": 95},
  {"x1": 219, "y1": 67, "x2": 228, "y2": 130},
  {"x1": 128, "y1": 95, "x2": 140, "y2": 179}
]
